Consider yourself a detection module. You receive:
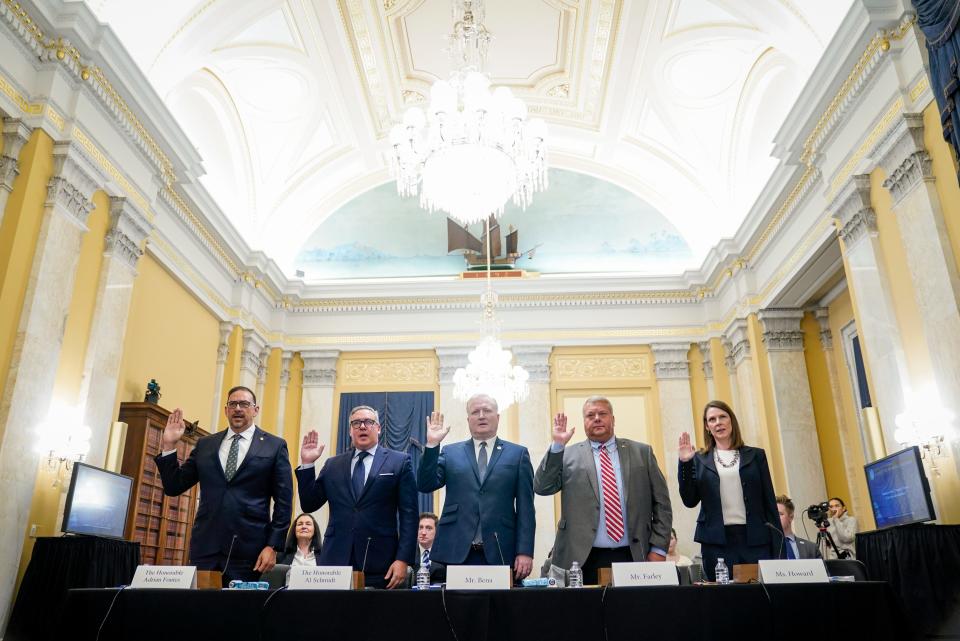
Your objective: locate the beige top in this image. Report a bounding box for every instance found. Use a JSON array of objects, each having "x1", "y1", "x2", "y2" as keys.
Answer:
[{"x1": 716, "y1": 449, "x2": 746, "y2": 525}]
